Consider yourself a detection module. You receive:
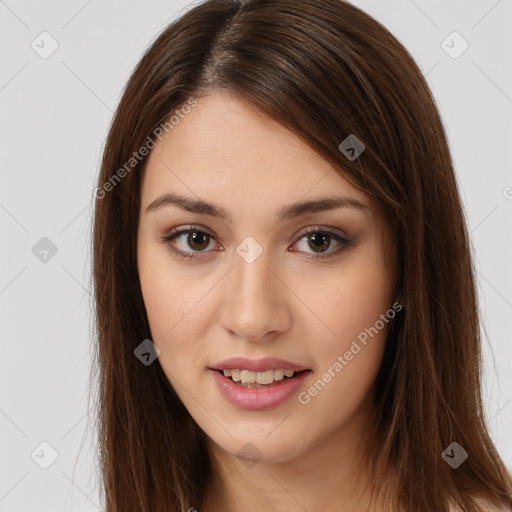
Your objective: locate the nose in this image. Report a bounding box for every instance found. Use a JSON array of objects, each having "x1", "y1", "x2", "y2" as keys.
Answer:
[{"x1": 219, "y1": 246, "x2": 291, "y2": 343}]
